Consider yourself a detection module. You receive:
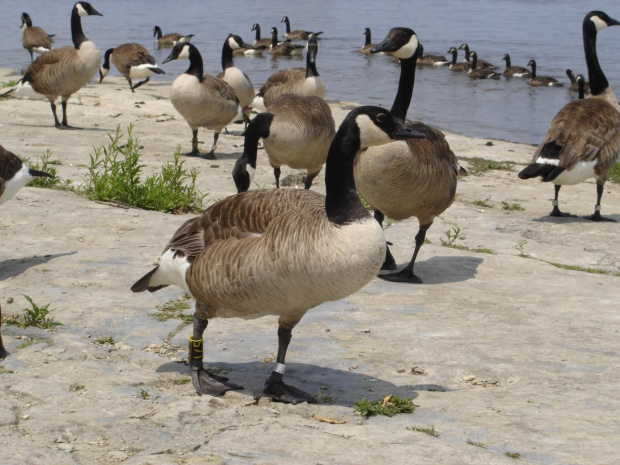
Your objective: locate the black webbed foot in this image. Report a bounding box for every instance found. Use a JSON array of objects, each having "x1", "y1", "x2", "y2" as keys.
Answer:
[
  {"x1": 191, "y1": 366, "x2": 243, "y2": 396},
  {"x1": 584, "y1": 212, "x2": 616, "y2": 222},
  {"x1": 380, "y1": 243, "x2": 397, "y2": 271},
  {"x1": 379, "y1": 267, "x2": 422, "y2": 284},
  {"x1": 257, "y1": 372, "x2": 316, "y2": 405}
]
